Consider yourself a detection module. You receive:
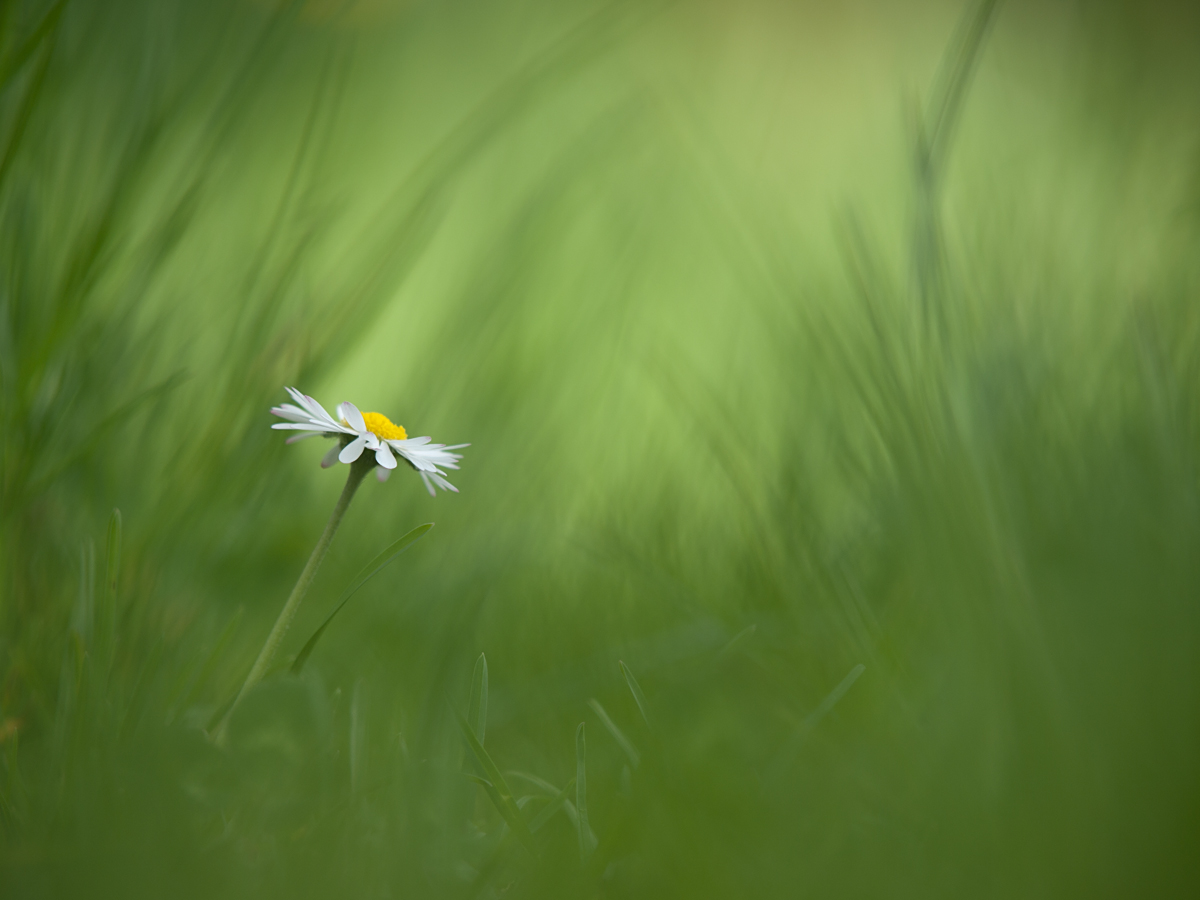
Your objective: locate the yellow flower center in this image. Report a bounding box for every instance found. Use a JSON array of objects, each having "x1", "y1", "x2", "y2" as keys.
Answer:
[{"x1": 361, "y1": 411, "x2": 407, "y2": 441}]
